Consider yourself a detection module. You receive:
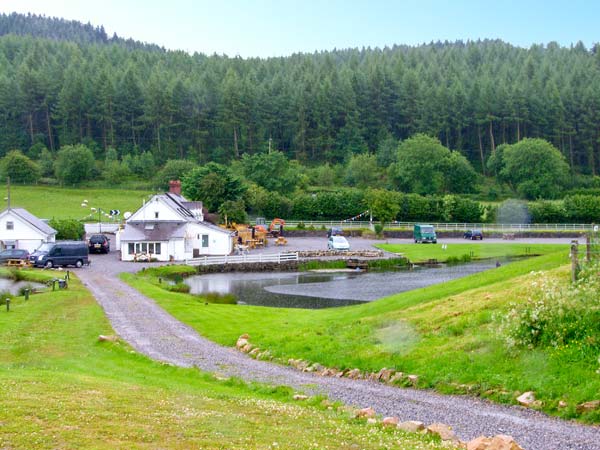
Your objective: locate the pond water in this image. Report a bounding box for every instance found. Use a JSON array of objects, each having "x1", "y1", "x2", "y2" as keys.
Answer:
[
  {"x1": 0, "y1": 278, "x2": 45, "y2": 296},
  {"x1": 184, "y1": 259, "x2": 504, "y2": 309}
]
